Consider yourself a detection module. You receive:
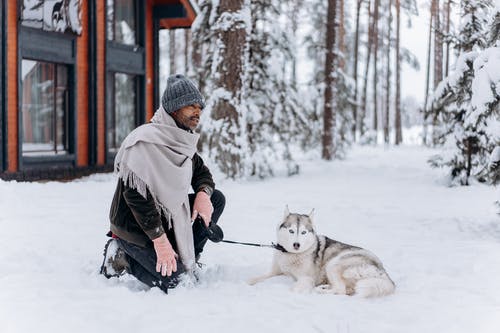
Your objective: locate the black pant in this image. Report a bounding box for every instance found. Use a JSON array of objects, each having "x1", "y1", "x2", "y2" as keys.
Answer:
[{"x1": 118, "y1": 189, "x2": 225, "y2": 293}]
